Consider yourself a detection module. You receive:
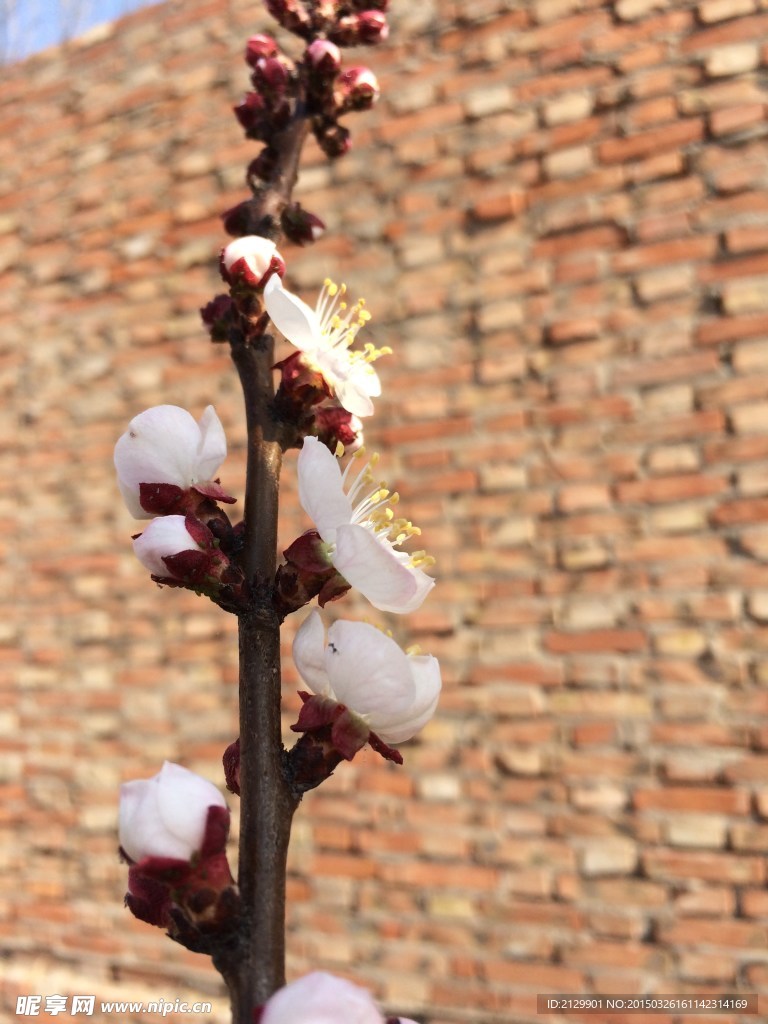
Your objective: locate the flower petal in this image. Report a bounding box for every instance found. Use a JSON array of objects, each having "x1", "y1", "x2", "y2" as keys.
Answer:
[
  {"x1": 196, "y1": 405, "x2": 228, "y2": 481},
  {"x1": 297, "y1": 437, "x2": 353, "y2": 543},
  {"x1": 222, "y1": 235, "x2": 277, "y2": 276},
  {"x1": 132, "y1": 515, "x2": 197, "y2": 576},
  {"x1": 261, "y1": 971, "x2": 383, "y2": 1024},
  {"x1": 293, "y1": 610, "x2": 333, "y2": 696},
  {"x1": 264, "y1": 275, "x2": 321, "y2": 352},
  {"x1": 114, "y1": 405, "x2": 215, "y2": 519},
  {"x1": 375, "y1": 654, "x2": 442, "y2": 744},
  {"x1": 324, "y1": 619, "x2": 415, "y2": 723},
  {"x1": 119, "y1": 762, "x2": 225, "y2": 863},
  {"x1": 154, "y1": 762, "x2": 226, "y2": 858},
  {"x1": 333, "y1": 524, "x2": 435, "y2": 614},
  {"x1": 334, "y1": 374, "x2": 376, "y2": 417}
]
